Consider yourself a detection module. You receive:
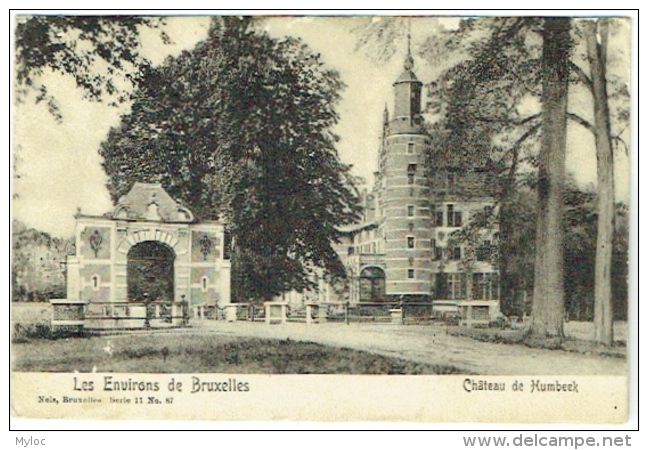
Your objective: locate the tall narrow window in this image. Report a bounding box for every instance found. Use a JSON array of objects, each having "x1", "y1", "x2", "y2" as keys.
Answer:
[
  {"x1": 460, "y1": 273, "x2": 468, "y2": 299},
  {"x1": 407, "y1": 205, "x2": 415, "y2": 217},
  {"x1": 447, "y1": 173, "x2": 455, "y2": 190},
  {"x1": 407, "y1": 269, "x2": 415, "y2": 279},
  {"x1": 435, "y1": 211, "x2": 444, "y2": 227},
  {"x1": 432, "y1": 239, "x2": 442, "y2": 261},
  {"x1": 448, "y1": 273, "x2": 458, "y2": 299},
  {"x1": 454, "y1": 211, "x2": 463, "y2": 227},
  {"x1": 407, "y1": 236, "x2": 415, "y2": 249},
  {"x1": 92, "y1": 275, "x2": 99, "y2": 290},
  {"x1": 201, "y1": 276, "x2": 208, "y2": 292},
  {"x1": 407, "y1": 143, "x2": 415, "y2": 154},
  {"x1": 447, "y1": 204, "x2": 462, "y2": 227},
  {"x1": 408, "y1": 173, "x2": 415, "y2": 185},
  {"x1": 447, "y1": 273, "x2": 467, "y2": 300}
]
